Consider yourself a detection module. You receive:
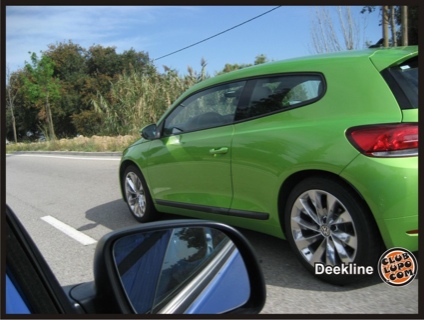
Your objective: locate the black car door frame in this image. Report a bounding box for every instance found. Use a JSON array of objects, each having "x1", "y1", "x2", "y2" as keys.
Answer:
[{"x1": 4, "y1": 205, "x2": 79, "y2": 315}]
